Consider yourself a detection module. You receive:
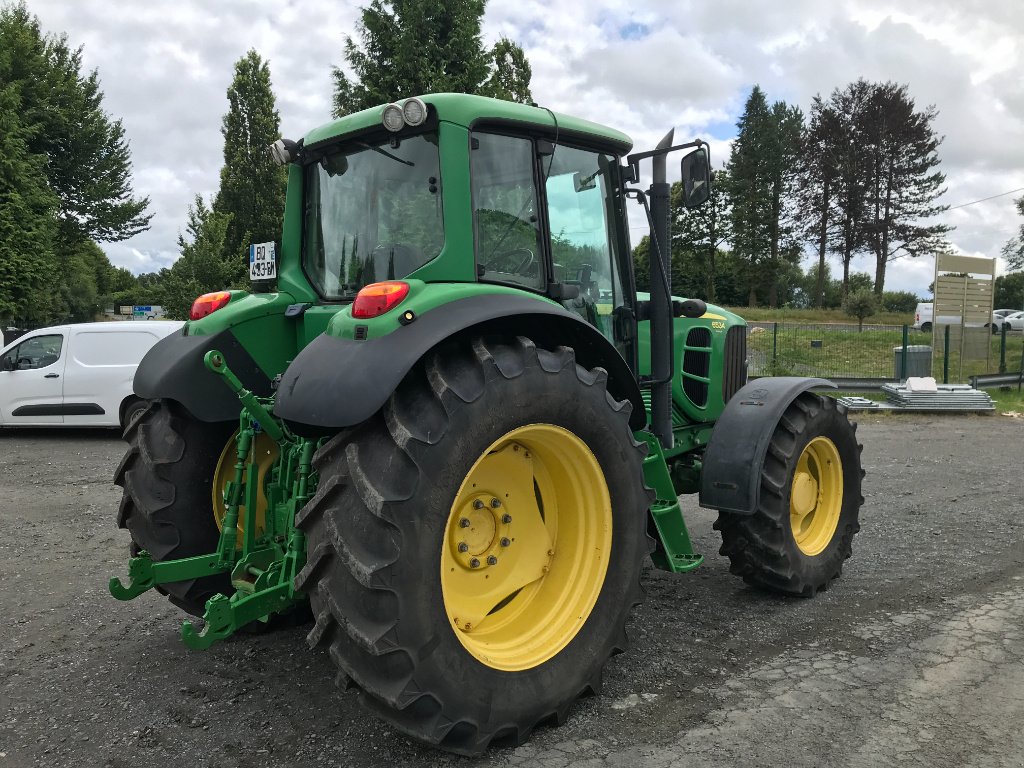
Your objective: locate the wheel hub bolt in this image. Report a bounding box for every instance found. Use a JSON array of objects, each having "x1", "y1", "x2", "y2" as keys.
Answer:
[
  {"x1": 490, "y1": 498, "x2": 502, "y2": 508},
  {"x1": 501, "y1": 513, "x2": 512, "y2": 524},
  {"x1": 500, "y1": 537, "x2": 511, "y2": 547},
  {"x1": 486, "y1": 555, "x2": 498, "y2": 565},
  {"x1": 469, "y1": 558, "x2": 480, "y2": 568},
  {"x1": 457, "y1": 542, "x2": 469, "y2": 553},
  {"x1": 459, "y1": 517, "x2": 471, "y2": 528},
  {"x1": 472, "y1": 499, "x2": 484, "y2": 510}
]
